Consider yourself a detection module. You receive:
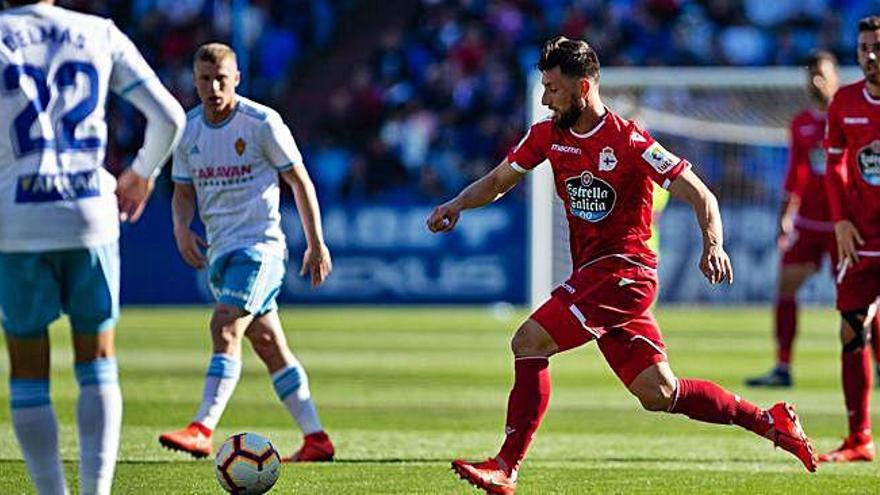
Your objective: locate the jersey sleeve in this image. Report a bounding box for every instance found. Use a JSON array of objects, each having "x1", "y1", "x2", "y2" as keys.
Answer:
[
  {"x1": 630, "y1": 124, "x2": 690, "y2": 189},
  {"x1": 506, "y1": 121, "x2": 549, "y2": 173},
  {"x1": 824, "y1": 96, "x2": 850, "y2": 222},
  {"x1": 107, "y1": 21, "x2": 158, "y2": 96},
  {"x1": 171, "y1": 139, "x2": 192, "y2": 184},
  {"x1": 783, "y1": 119, "x2": 807, "y2": 196},
  {"x1": 259, "y1": 113, "x2": 303, "y2": 171}
]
